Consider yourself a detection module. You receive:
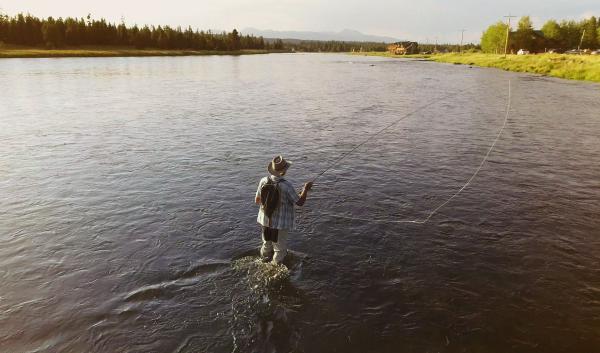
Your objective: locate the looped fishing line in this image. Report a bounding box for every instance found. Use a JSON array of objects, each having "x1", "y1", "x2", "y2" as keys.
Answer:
[
  {"x1": 310, "y1": 88, "x2": 468, "y2": 184},
  {"x1": 311, "y1": 80, "x2": 512, "y2": 225}
]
